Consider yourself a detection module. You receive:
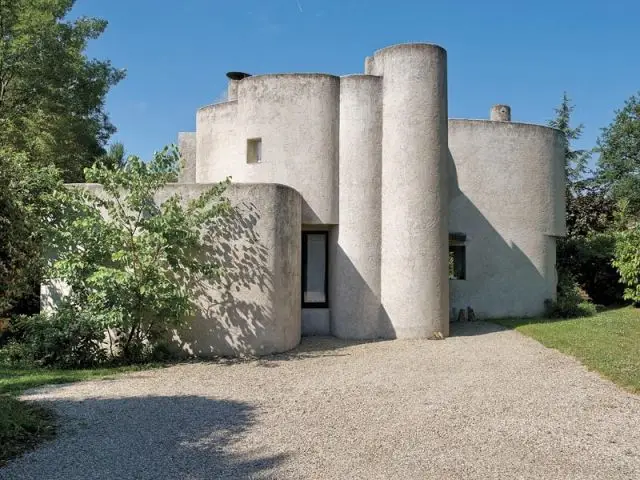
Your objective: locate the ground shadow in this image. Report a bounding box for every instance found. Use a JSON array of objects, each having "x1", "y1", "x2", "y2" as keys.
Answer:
[
  {"x1": 448, "y1": 321, "x2": 509, "y2": 337},
  {"x1": 1, "y1": 395, "x2": 287, "y2": 480}
]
